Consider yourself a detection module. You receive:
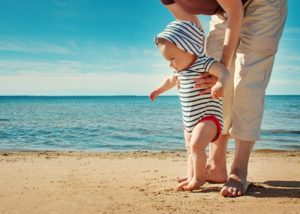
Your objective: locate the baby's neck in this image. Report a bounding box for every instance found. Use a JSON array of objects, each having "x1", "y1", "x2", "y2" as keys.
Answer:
[{"x1": 185, "y1": 55, "x2": 198, "y2": 70}]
